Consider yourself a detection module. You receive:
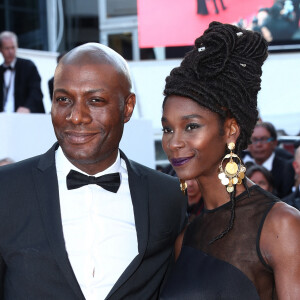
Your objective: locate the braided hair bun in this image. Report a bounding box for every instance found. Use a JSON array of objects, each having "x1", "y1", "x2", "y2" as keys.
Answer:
[{"x1": 164, "y1": 21, "x2": 268, "y2": 154}]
